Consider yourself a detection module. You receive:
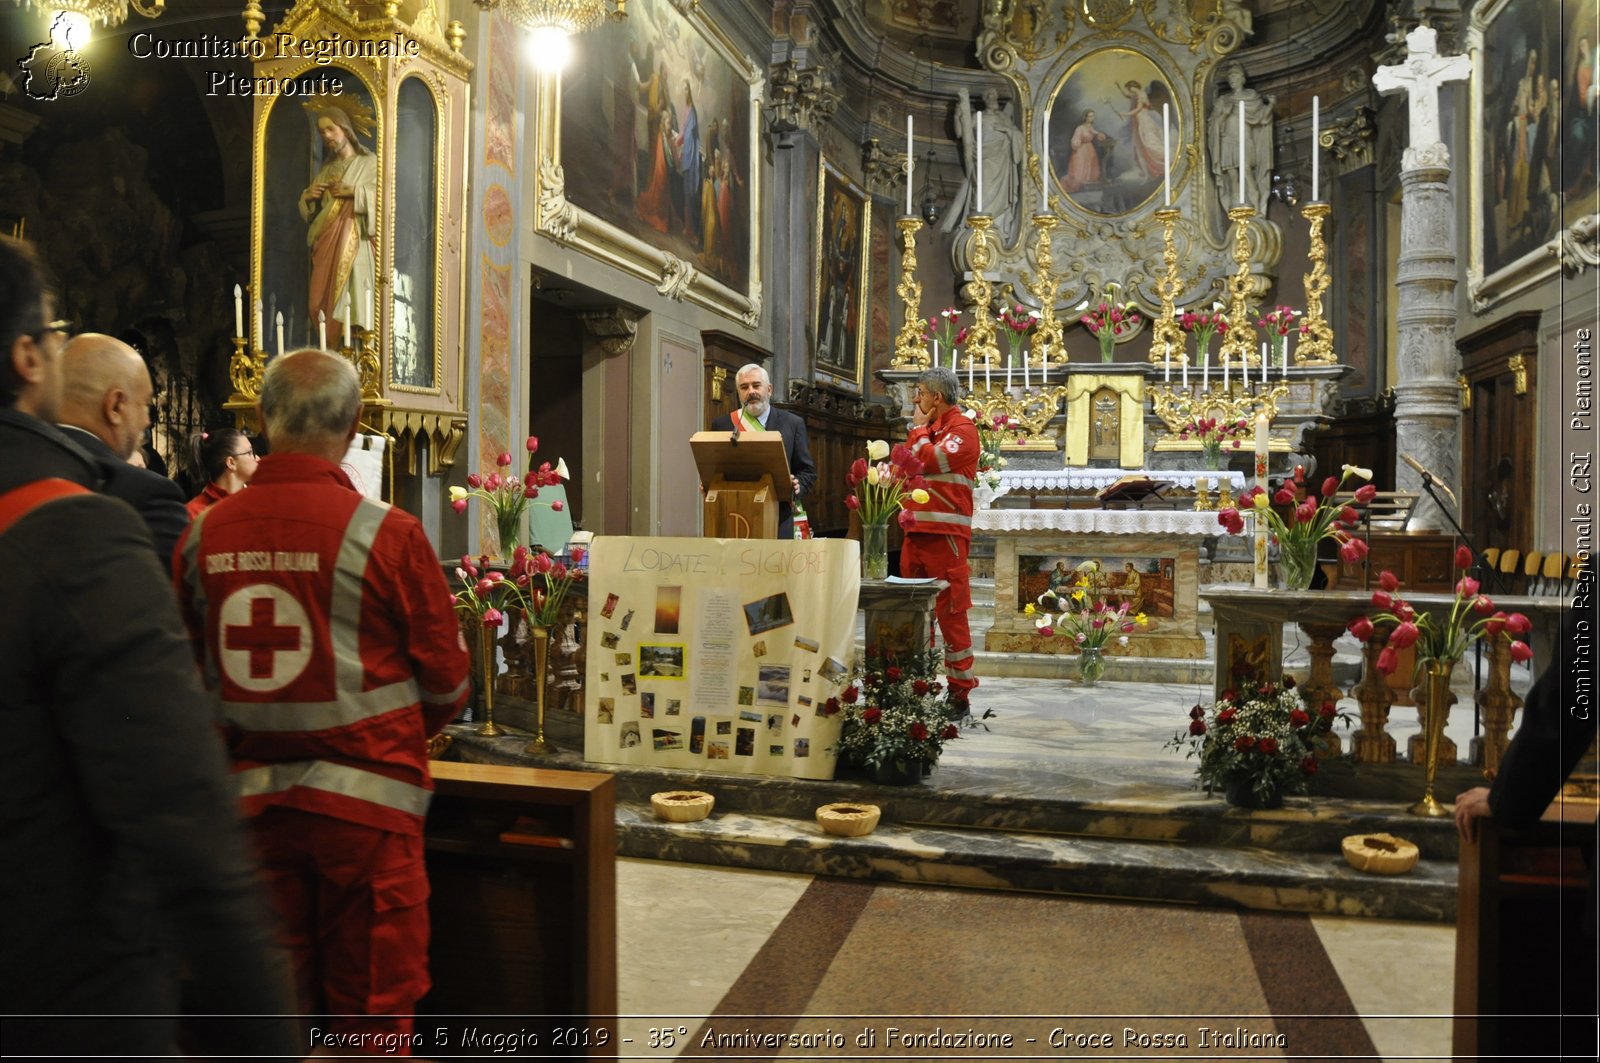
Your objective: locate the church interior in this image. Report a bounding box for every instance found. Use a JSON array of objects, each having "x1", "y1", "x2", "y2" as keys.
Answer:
[{"x1": 2, "y1": 0, "x2": 1596, "y2": 1056}]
